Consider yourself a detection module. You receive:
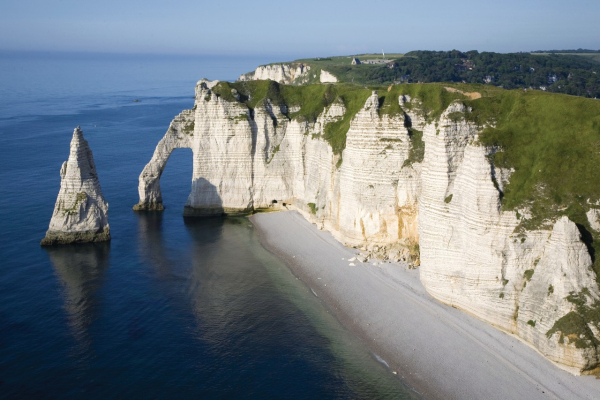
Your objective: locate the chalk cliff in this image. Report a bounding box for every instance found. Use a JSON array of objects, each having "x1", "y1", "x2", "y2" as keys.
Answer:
[
  {"x1": 239, "y1": 63, "x2": 338, "y2": 84},
  {"x1": 135, "y1": 81, "x2": 599, "y2": 373},
  {"x1": 42, "y1": 127, "x2": 110, "y2": 245},
  {"x1": 418, "y1": 105, "x2": 600, "y2": 373}
]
